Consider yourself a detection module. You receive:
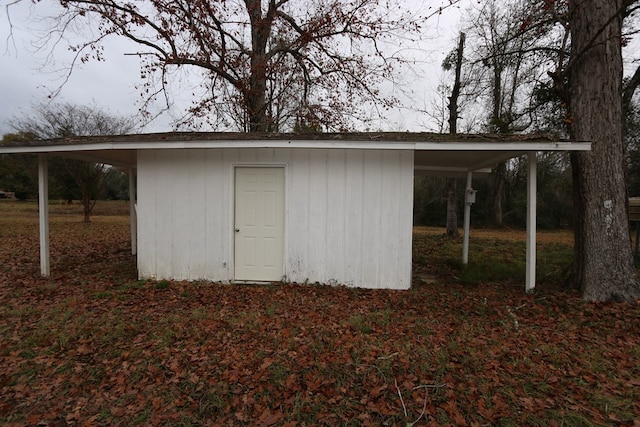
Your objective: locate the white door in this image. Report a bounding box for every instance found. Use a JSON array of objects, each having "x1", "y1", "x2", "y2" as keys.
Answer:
[{"x1": 234, "y1": 167, "x2": 285, "y2": 281}]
